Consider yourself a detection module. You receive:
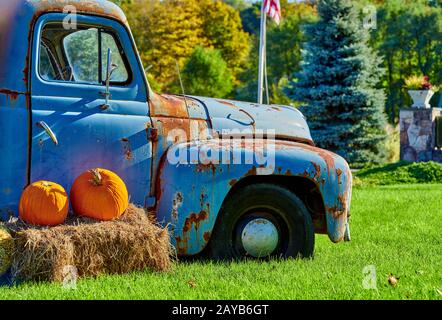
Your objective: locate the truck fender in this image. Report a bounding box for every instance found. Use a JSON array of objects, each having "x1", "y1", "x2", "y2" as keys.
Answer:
[{"x1": 155, "y1": 139, "x2": 352, "y2": 255}]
